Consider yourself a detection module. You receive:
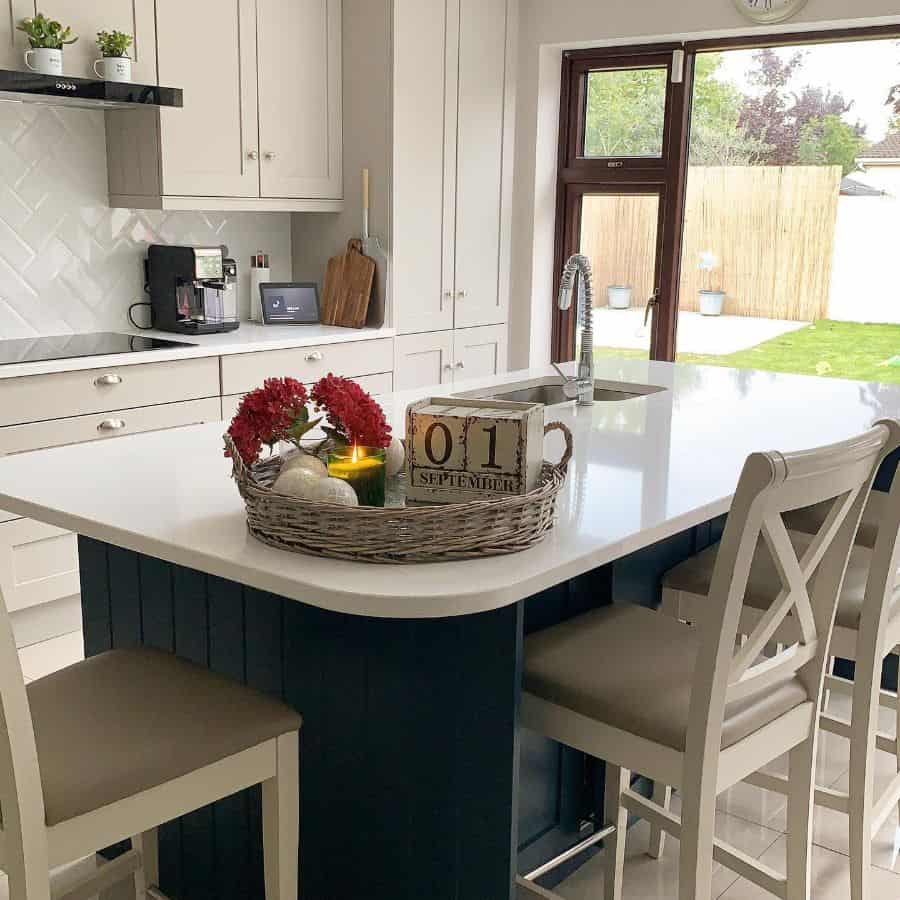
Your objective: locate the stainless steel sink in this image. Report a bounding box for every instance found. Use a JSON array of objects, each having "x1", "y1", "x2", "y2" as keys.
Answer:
[{"x1": 455, "y1": 377, "x2": 665, "y2": 407}]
